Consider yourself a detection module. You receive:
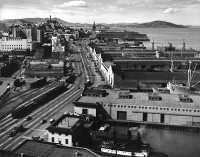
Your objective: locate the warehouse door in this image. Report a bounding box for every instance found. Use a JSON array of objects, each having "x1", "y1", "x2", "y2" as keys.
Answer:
[
  {"x1": 82, "y1": 109, "x2": 88, "y2": 114},
  {"x1": 161, "y1": 114, "x2": 165, "y2": 123},
  {"x1": 143, "y1": 113, "x2": 147, "y2": 122},
  {"x1": 117, "y1": 111, "x2": 127, "y2": 120}
]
